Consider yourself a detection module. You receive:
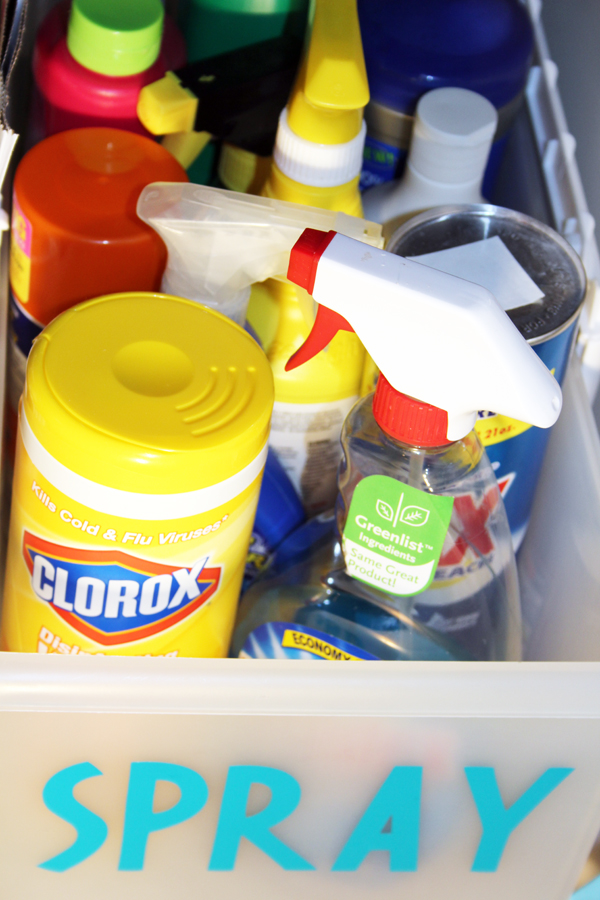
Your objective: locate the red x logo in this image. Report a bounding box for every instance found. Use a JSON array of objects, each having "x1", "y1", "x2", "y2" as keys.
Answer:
[{"x1": 438, "y1": 487, "x2": 500, "y2": 566}]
